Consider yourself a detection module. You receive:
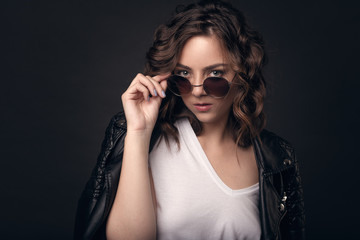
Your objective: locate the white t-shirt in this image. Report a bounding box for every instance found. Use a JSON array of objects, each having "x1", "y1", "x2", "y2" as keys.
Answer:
[{"x1": 149, "y1": 118, "x2": 261, "y2": 240}]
